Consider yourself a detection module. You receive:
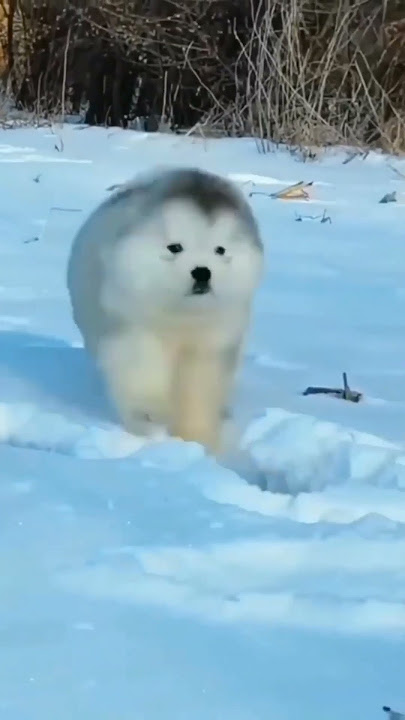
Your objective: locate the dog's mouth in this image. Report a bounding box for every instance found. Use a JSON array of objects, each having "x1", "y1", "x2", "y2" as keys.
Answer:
[{"x1": 190, "y1": 281, "x2": 211, "y2": 296}]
